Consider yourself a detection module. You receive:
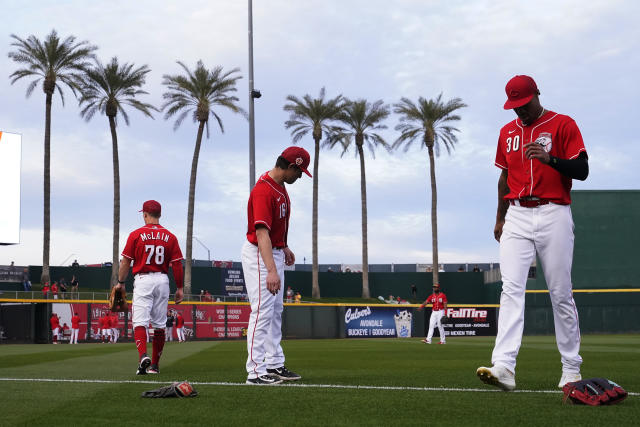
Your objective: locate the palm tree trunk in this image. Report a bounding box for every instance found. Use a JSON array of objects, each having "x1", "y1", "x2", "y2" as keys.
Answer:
[
  {"x1": 184, "y1": 120, "x2": 206, "y2": 297},
  {"x1": 428, "y1": 145, "x2": 439, "y2": 284},
  {"x1": 357, "y1": 143, "x2": 370, "y2": 298},
  {"x1": 311, "y1": 137, "x2": 321, "y2": 298},
  {"x1": 41, "y1": 92, "x2": 52, "y2": 285},
  {"x1": 109, "y1": 115, "x2": 120, "y2": 287}
]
